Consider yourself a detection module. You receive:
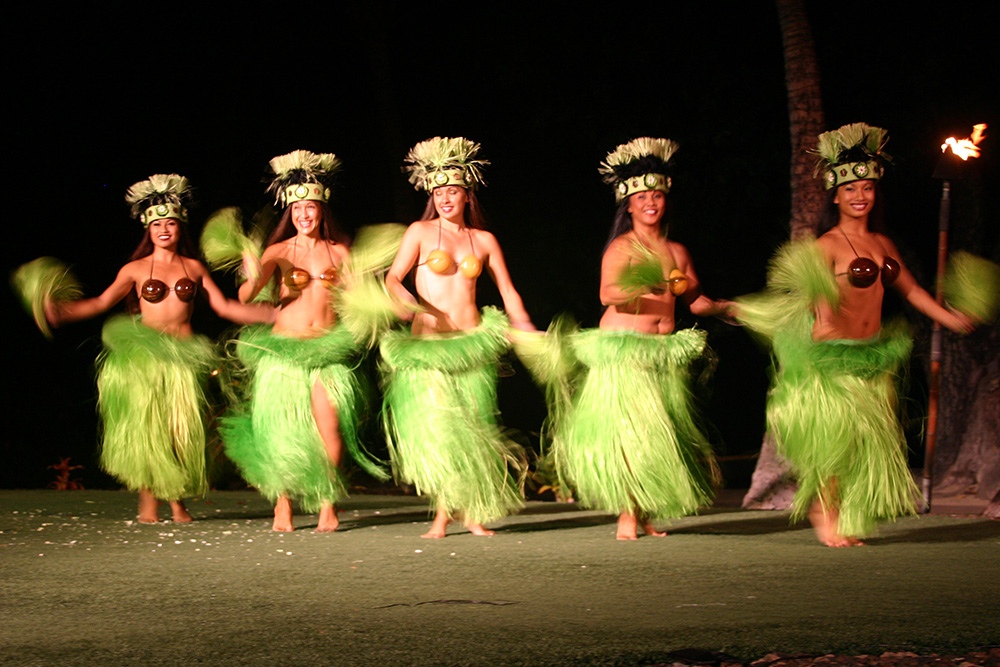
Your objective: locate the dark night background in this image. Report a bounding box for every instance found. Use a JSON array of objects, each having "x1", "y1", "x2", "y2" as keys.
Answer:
[{"x1": 3, "y1": 2, "x2": 995, "y2": 490}]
